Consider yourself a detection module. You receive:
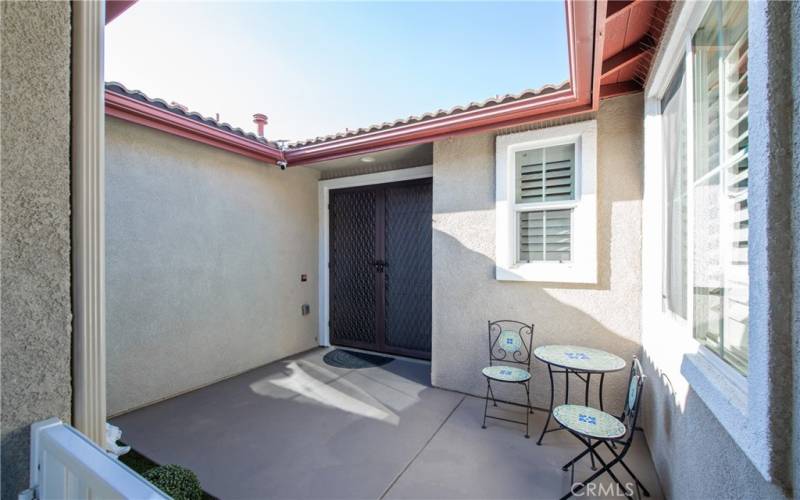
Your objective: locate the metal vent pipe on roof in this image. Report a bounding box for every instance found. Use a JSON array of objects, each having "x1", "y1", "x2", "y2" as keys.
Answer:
[{"x1": 253, "y1": 113, "x2": 268, "y2": 137}]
